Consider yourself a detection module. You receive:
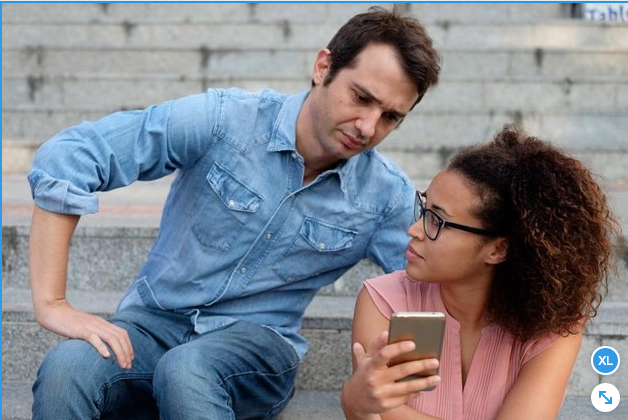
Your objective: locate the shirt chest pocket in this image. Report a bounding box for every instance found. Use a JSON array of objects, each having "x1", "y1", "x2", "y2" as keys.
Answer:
[
  {"x1": 273, "y1": 218, "x2": 357, "y2": 283},
  {"x1": 190, "y1": 163, "x2": 263, "y2": 251}
]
